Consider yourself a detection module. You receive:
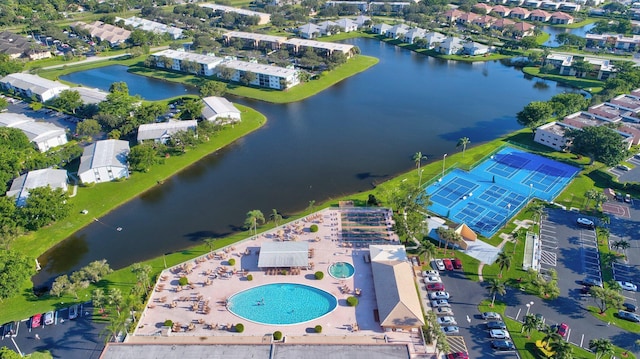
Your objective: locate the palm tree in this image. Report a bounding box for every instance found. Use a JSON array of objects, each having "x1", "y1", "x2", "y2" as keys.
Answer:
[
  {"x1": 613, "y1": 239, "x2": 630, "y2": 257},
  {"x1": 204, "y1": 238, "x2": 216, "y2": 252},
  {"x1": 541, "y1": 325, "x2": 560, "y2": 348},
  {"x1": 511, "y1": 229, "x2": 523, "y2": 255},
  {"x1": 495, "y1": 251, "x2": 512, "y2": 278},
  {"x1": 416, "y1": 241, "x2": 437, "y2": 265},
  {"x1": 594, "y1": 192, "x2": 609, "y2": 210},
  {"x1": 307, "y1": 200, "x2": 316, "y2": 212},
  {"x1": 413, "y1": 152, "x2": 428, "y2": 187},
  {"x1": 528, "y1": 202, "x2": 546, "y2": 225},
  {"x1": 270, "y1": 209, "x2": 283, "y2": 226},
  {"x1": 131, "y1": 263, "x2": 152, "y2": 290},
  {"x1": 108, "y1": 288, "x2": 123, "y2": 315},
  {"x1": 93, "y1": 288, "x2": 107, "y2": 313},
  {"x1": 584, "y1": 189, "x2": 598, "y2": 209},
  {"x1": 244, "y1": 210, "x2": 265, "y2": 236},
  {"x1": 589, "y1": 338, "x2": 614, "y2": 359},
  {"x1": 550, "y1": 339, "x2": 573, "y2": 359},
  {"x1": 457, "y1": 137, "x2": 471, "y2": 157},
  {"x1": 521, "y1": 314, "x2": 539, "y2": 337},
  {"x1": 487, "y1": 278, "x2": 506, "y2": 307},
  {"x1": 600, "y1": 215, "x2": 610, "y2": 228}
]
